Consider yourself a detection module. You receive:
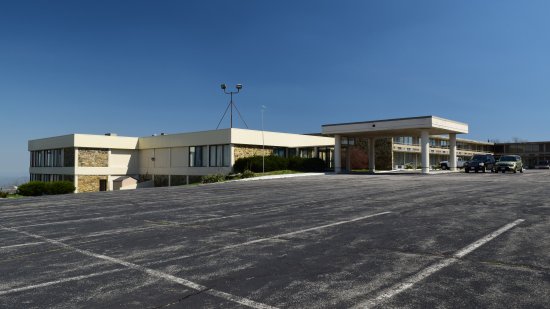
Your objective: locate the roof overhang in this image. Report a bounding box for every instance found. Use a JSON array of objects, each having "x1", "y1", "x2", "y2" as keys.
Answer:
[{"x1": 322, "y1": 116, "x2": 468, "y2": 138}]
